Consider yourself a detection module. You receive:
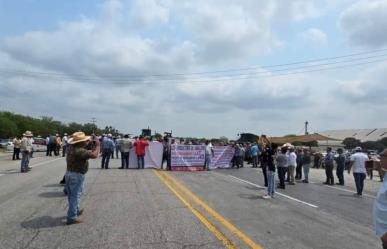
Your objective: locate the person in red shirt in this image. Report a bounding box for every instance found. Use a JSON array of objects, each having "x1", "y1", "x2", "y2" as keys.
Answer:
[{"x1": 133, "y1": 135, "x2": 149, "y2": 169}]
